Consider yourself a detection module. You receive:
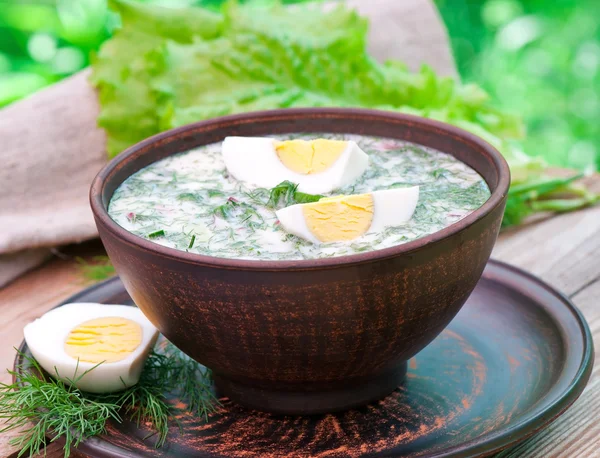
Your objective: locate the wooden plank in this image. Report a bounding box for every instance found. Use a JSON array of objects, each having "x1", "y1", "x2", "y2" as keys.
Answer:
[
  {"x1": 0, "y1": 243, "x2": 106, "y2": 458},
  {"x1": 494, "y1": 203, "x2": 600, "y2": 296},
  {"x1": 0, "y1": 257, "x2": 96, "y2": 385},
  {"x1": 5, "y1": 443, "x2": 68, "y2": 458}
]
